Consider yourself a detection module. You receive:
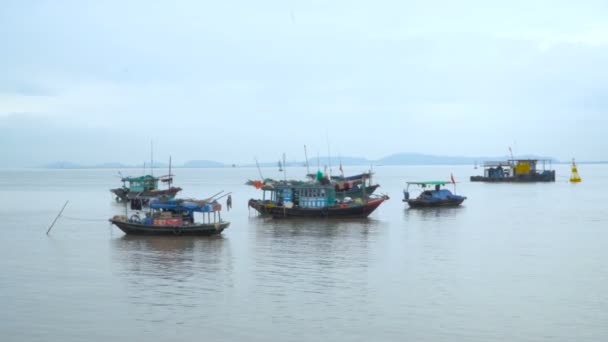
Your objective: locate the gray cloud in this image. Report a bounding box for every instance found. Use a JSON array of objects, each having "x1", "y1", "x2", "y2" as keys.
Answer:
[{"x1": 1, "y1": 0, "x2": 607, "y2": 166}]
